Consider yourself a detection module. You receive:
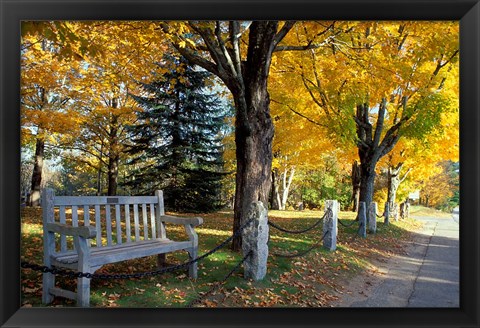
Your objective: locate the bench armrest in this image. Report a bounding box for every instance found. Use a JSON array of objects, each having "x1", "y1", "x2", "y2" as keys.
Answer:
[
  {"x1": 46, "y1": 223, "x2": 96, "y2": 239},
  {"x1": 160, "y1": 215, "x2": 203, "y2": 227}
]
